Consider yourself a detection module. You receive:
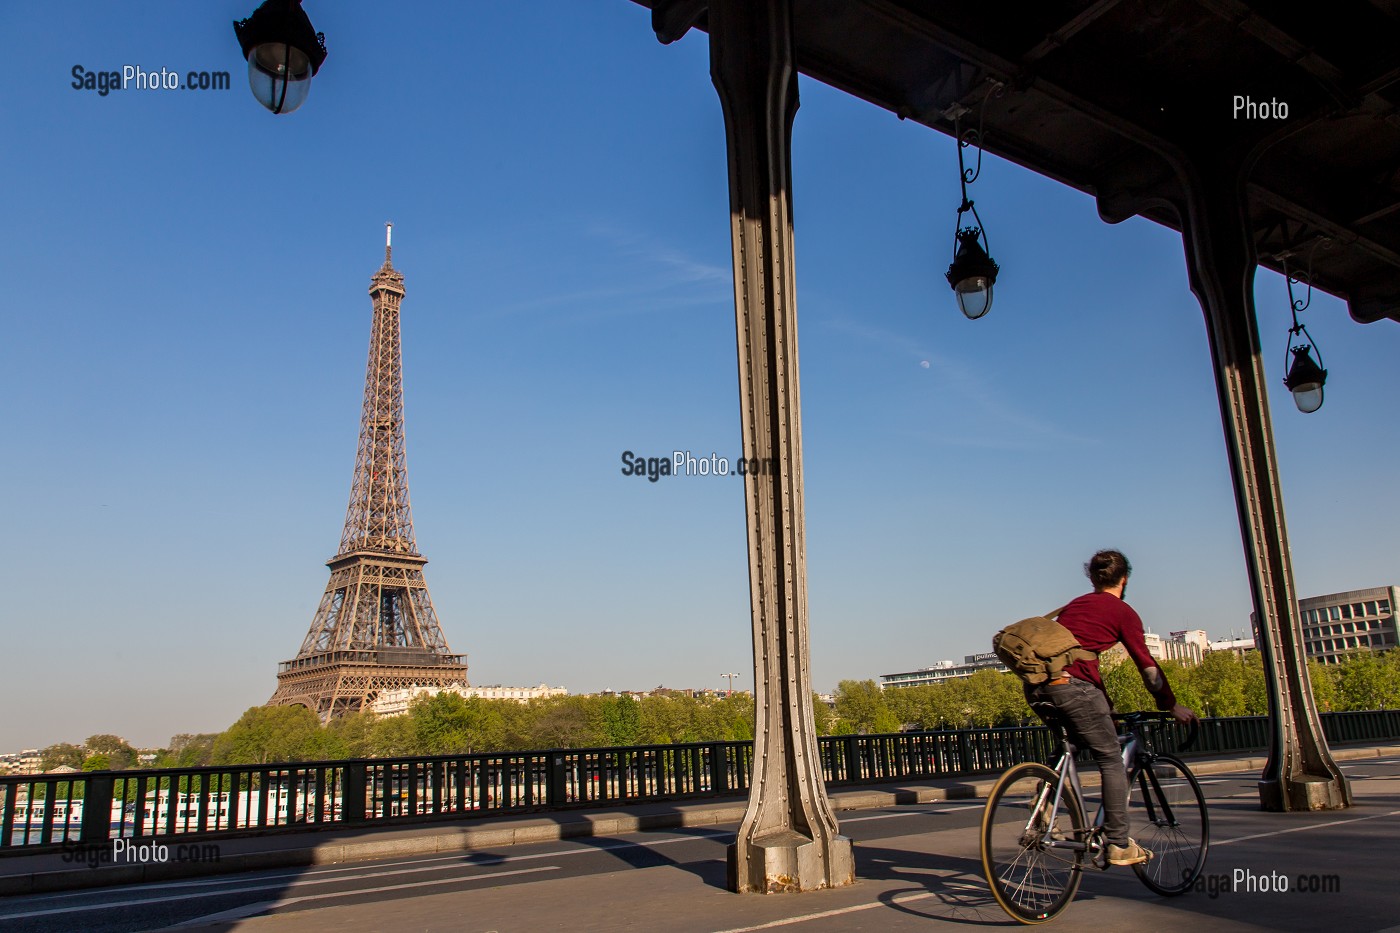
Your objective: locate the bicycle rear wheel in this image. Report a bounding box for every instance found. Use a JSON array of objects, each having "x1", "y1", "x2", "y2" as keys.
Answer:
[
  {"x1": 1130, "y1": 753, "x2": 1209, "y2": 895},
  {"x1": 981, "y1": 762, "x2": 1087, "y2": 923}
]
